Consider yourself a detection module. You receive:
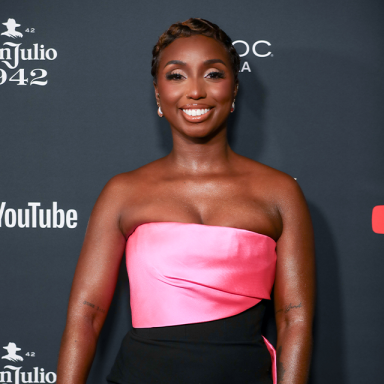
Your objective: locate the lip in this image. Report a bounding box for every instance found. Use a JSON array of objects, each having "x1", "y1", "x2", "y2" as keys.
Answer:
[
  {"x1": 179, "y1": 104, "x2": 213, "y2": 123},
  {"x1": 180, "y1": 104, "x2": 212, "y2": 110}
]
